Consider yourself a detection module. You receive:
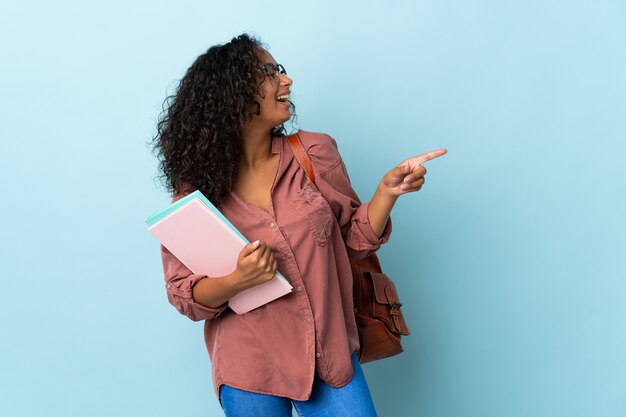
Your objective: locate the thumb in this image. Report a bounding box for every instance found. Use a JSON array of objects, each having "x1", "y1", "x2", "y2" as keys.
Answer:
[
  {"x1": 394, "y1": 163, "x2": 410, "y2": 178},
  {"x1": 241, "y1": 240, "x2": 260, "y2": 257}
]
